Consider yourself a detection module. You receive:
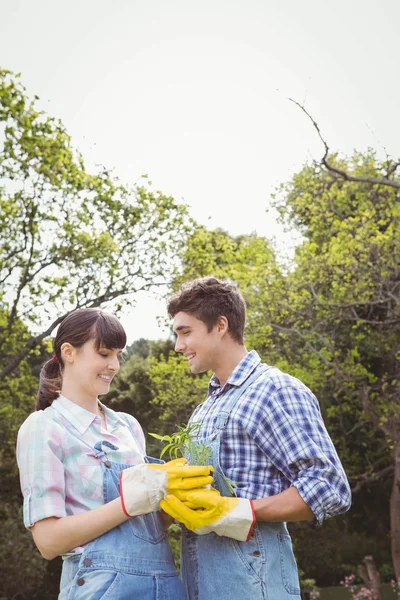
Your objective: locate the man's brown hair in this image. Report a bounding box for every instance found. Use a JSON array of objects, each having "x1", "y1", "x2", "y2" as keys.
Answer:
[{"x1": 168, "y1": 276, "x2": 246, "y2": 344}]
